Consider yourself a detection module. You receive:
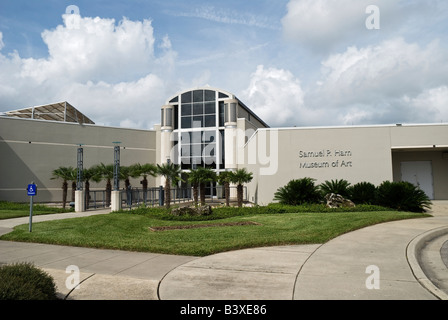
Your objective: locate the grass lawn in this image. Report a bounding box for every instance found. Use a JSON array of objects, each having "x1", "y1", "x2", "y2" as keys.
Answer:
[
  {"x1": 0, "y1": 201, "x2": 73, "y2": 220},
  {"x1": 0, "y1": 205, "x2": 430, "y2": 256}
]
